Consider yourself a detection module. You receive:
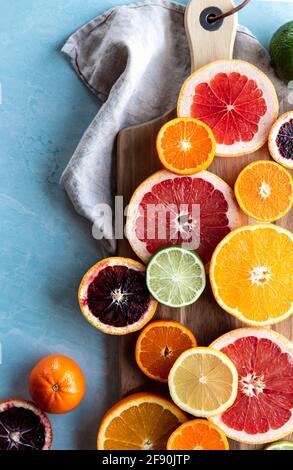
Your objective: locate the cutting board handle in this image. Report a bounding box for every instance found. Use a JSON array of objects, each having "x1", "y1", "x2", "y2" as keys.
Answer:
[{"x1": 186, "y1": 0, "x2": 237, "y2": 72}]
